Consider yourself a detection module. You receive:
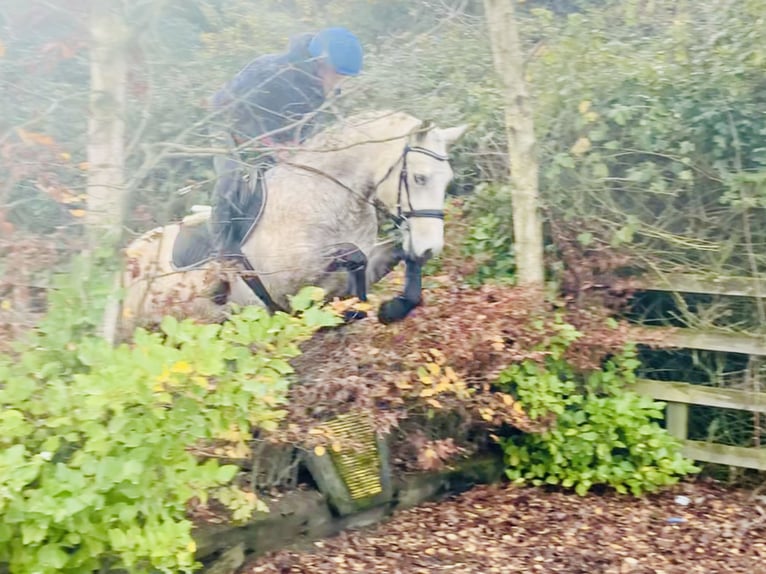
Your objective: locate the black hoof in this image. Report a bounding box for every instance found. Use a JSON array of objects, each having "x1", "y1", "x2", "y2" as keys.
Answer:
[
  {"x1": 342, "y1": 309, "x2": 368, "y2": 323},
  {"x1": 210, "y1": 281, "x2": 230, "y2": 306},
  {"x1": 378, "y1": 296, "x2": 418, "y2": 325}
]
